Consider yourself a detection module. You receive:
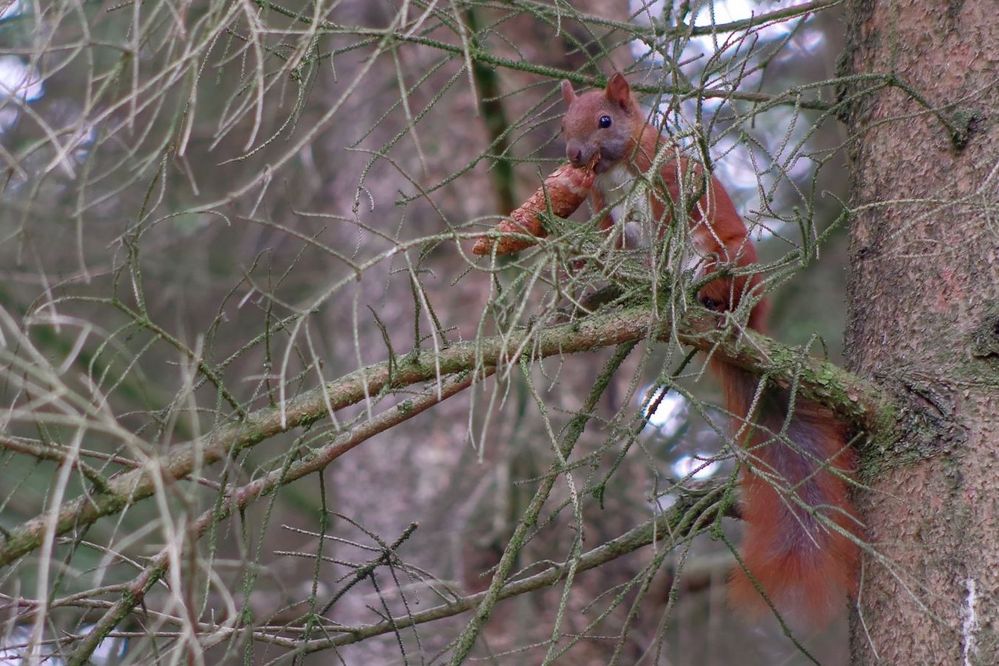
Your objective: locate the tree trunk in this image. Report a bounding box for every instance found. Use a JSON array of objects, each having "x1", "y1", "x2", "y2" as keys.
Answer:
[{"x1": 843, "y1": 1, "x2": 999, "y2": 662}]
